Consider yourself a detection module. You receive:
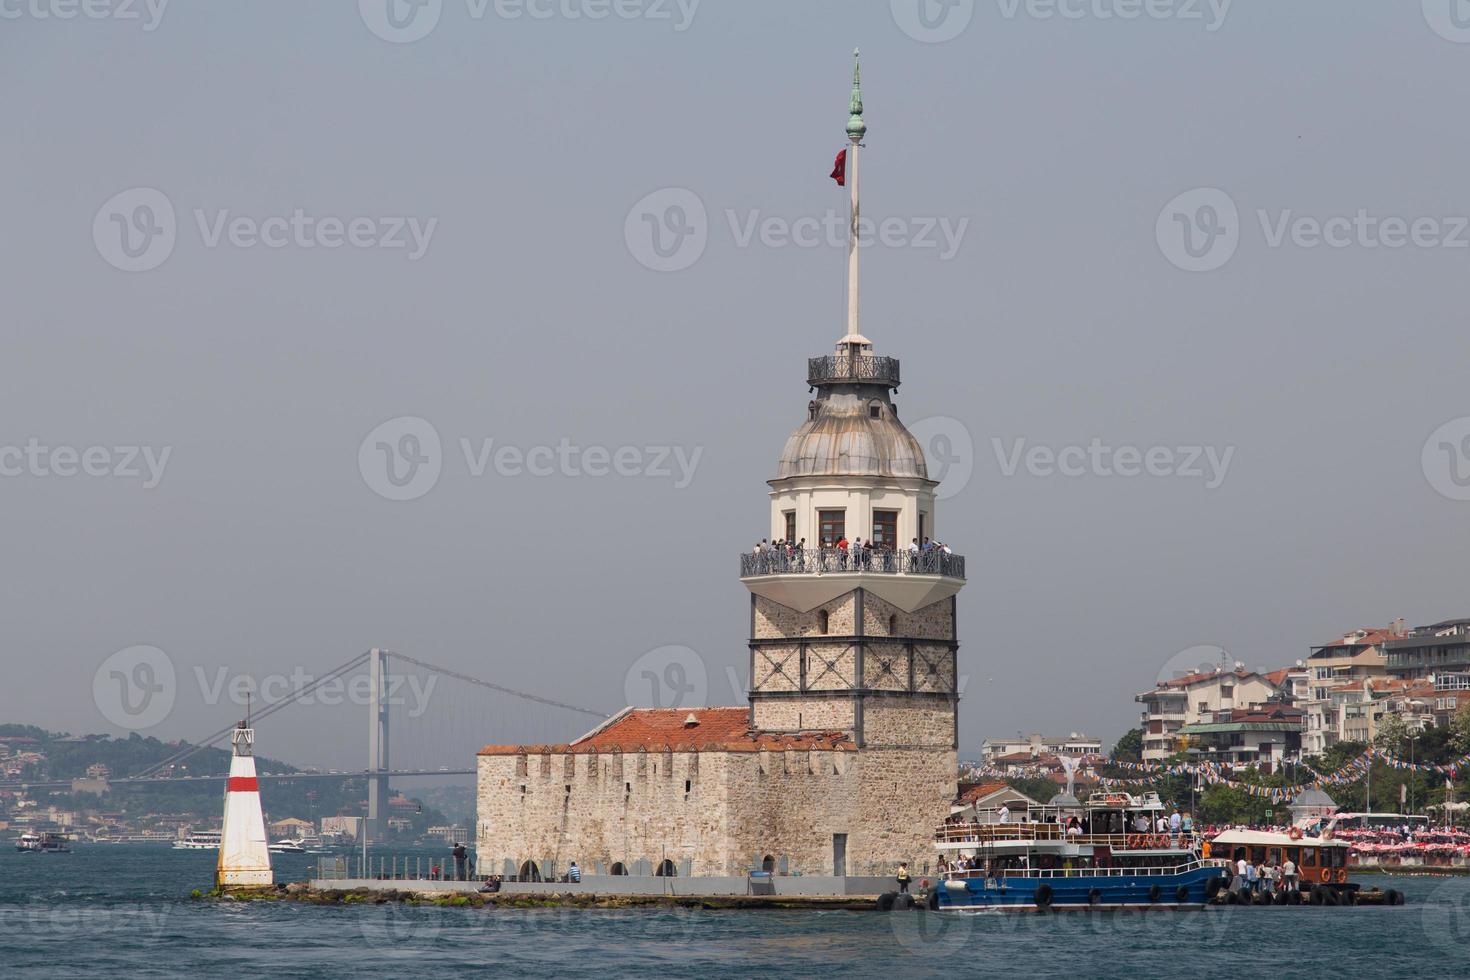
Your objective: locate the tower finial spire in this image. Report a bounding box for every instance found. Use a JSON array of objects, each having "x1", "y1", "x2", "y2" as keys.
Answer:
[{"x1": 842, "y1": 48, "x2": 866, "y2": 345}]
